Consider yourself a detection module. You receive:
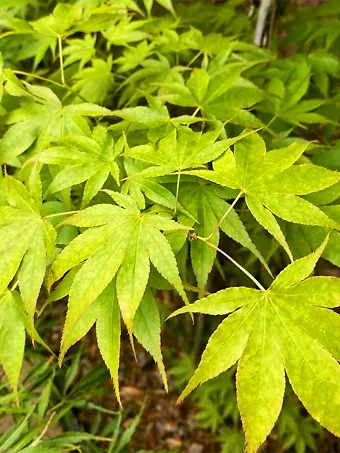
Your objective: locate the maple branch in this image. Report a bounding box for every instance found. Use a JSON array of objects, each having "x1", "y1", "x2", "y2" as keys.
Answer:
[
  {"x1": 197, "y1": 237, "x2": 266, "y2": 291},
  {"x1": 204, "y1": 191, "x2": 243, "y2": 241}
]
